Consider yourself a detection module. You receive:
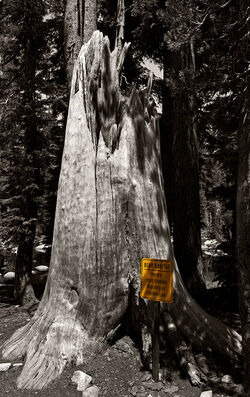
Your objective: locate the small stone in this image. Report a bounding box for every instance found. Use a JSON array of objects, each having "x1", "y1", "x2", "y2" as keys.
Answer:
[
  {"x1": 142, "y1": 381, "x2": 164, "y2": 391},
  {"x1": 164, "y1": 385, "x2": 179, "y2": 395},
  {"x1": 140, "y1": 371, "x2": 152, "y2": 382},
  {"x1": 71, "y1": 370, "x2": 92, "y2": 392},
  {"x1": 137, "y1": 385, "x2": 147, "y2": 394},
  {"x1": 130, "y1": 385, "x2": 138, "y2": 396},
  {"x1": 200, "y1": 391, "x2": 212, "y2": 397},
  {"x1": 82, "y1": 385, "x2": 100, "y2": 397},
  {"x1": 13, "y1": 363, "x2": 23, "y2": 367},
  {"x1": 144, "y1": 382, "x2": 163, "y2": 391},
  {"x1": 0, "y1": 363, "x2": 11, "y2": 371},
  {"x1": 113, "y1": 336, "x2": 137, "y2": 356},
  {"x1": 221, "y1": 374, "x2": 232, "y2": 383}
]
